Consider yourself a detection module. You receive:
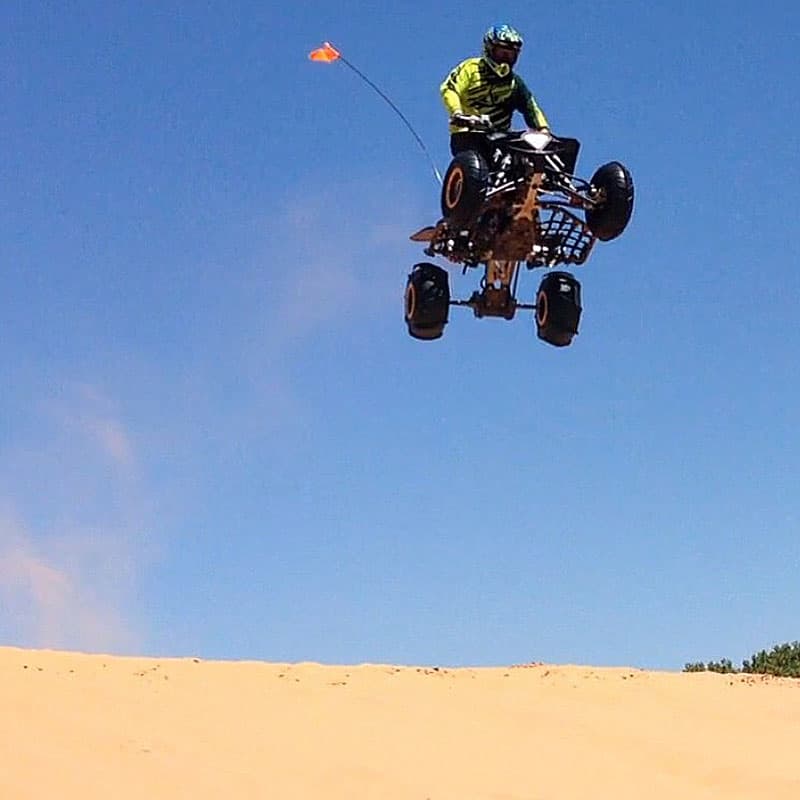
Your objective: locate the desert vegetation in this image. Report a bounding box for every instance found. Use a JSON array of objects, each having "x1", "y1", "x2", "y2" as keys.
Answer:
[{"x1": 684, "y1": 641, "x2": 800, "y2": 677}]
